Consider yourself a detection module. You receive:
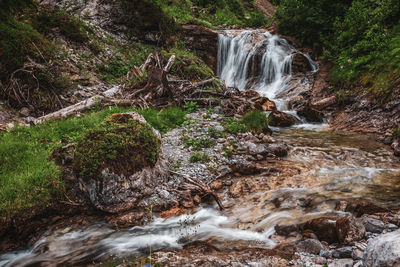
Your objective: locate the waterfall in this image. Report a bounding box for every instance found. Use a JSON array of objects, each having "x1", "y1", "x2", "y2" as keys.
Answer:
[{"x1": 217, "y1": 30, "x2": 315, "y2": 103}]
